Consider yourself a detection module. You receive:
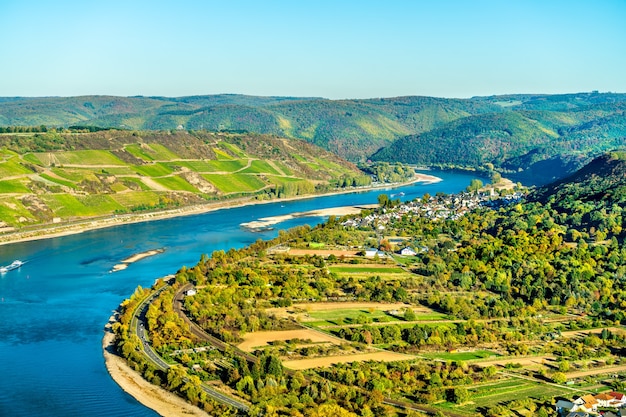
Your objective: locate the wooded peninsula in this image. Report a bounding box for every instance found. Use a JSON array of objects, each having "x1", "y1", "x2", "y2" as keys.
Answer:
[{"x1": 110, "y1": 152, "x2": 626, "y2": 416}]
